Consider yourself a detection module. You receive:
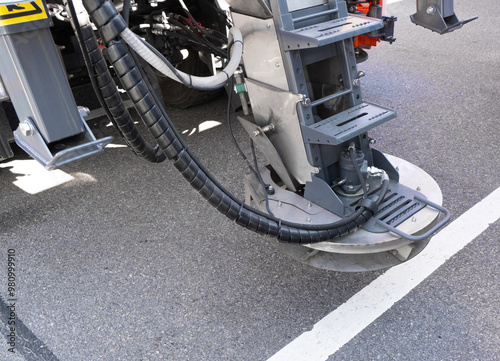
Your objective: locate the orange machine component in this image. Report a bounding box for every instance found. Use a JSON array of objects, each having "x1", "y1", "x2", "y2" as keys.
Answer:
[{"x1": 353, "y1": 1, "x2": 383, "y2": 49}]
